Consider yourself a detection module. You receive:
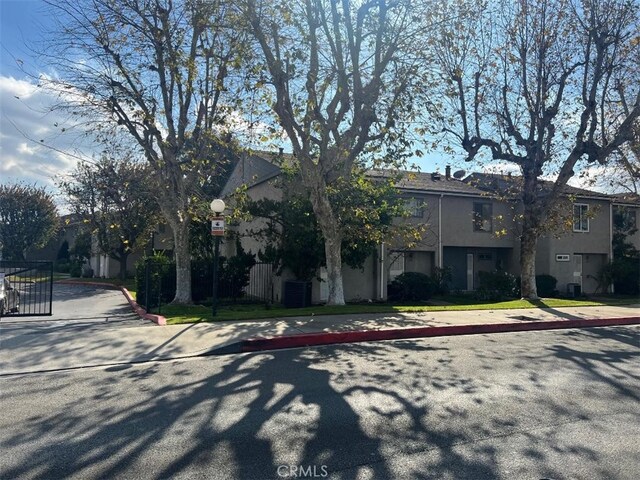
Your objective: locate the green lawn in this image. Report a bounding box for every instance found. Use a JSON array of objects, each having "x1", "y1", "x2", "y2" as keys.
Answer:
[
  {"x1": 8, "y1": 273, "x2": 70, "y2": 283},
  {"x1": 161, "y1": 295, "x2": 639, "y2": 325}
]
